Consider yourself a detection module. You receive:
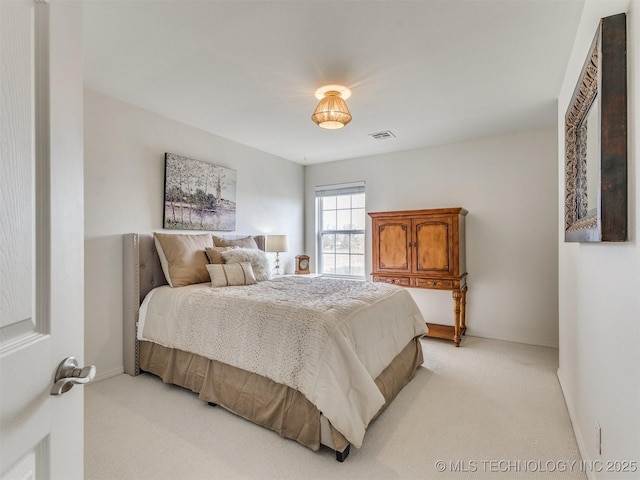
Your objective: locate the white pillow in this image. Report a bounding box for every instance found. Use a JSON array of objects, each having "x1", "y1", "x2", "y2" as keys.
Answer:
[
  {"x1": 206, "y1": 262, "x2": 257, "y2": 287},
  {"x1": 221, "y1": 248, "x2": 272, "y2": 282}
]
